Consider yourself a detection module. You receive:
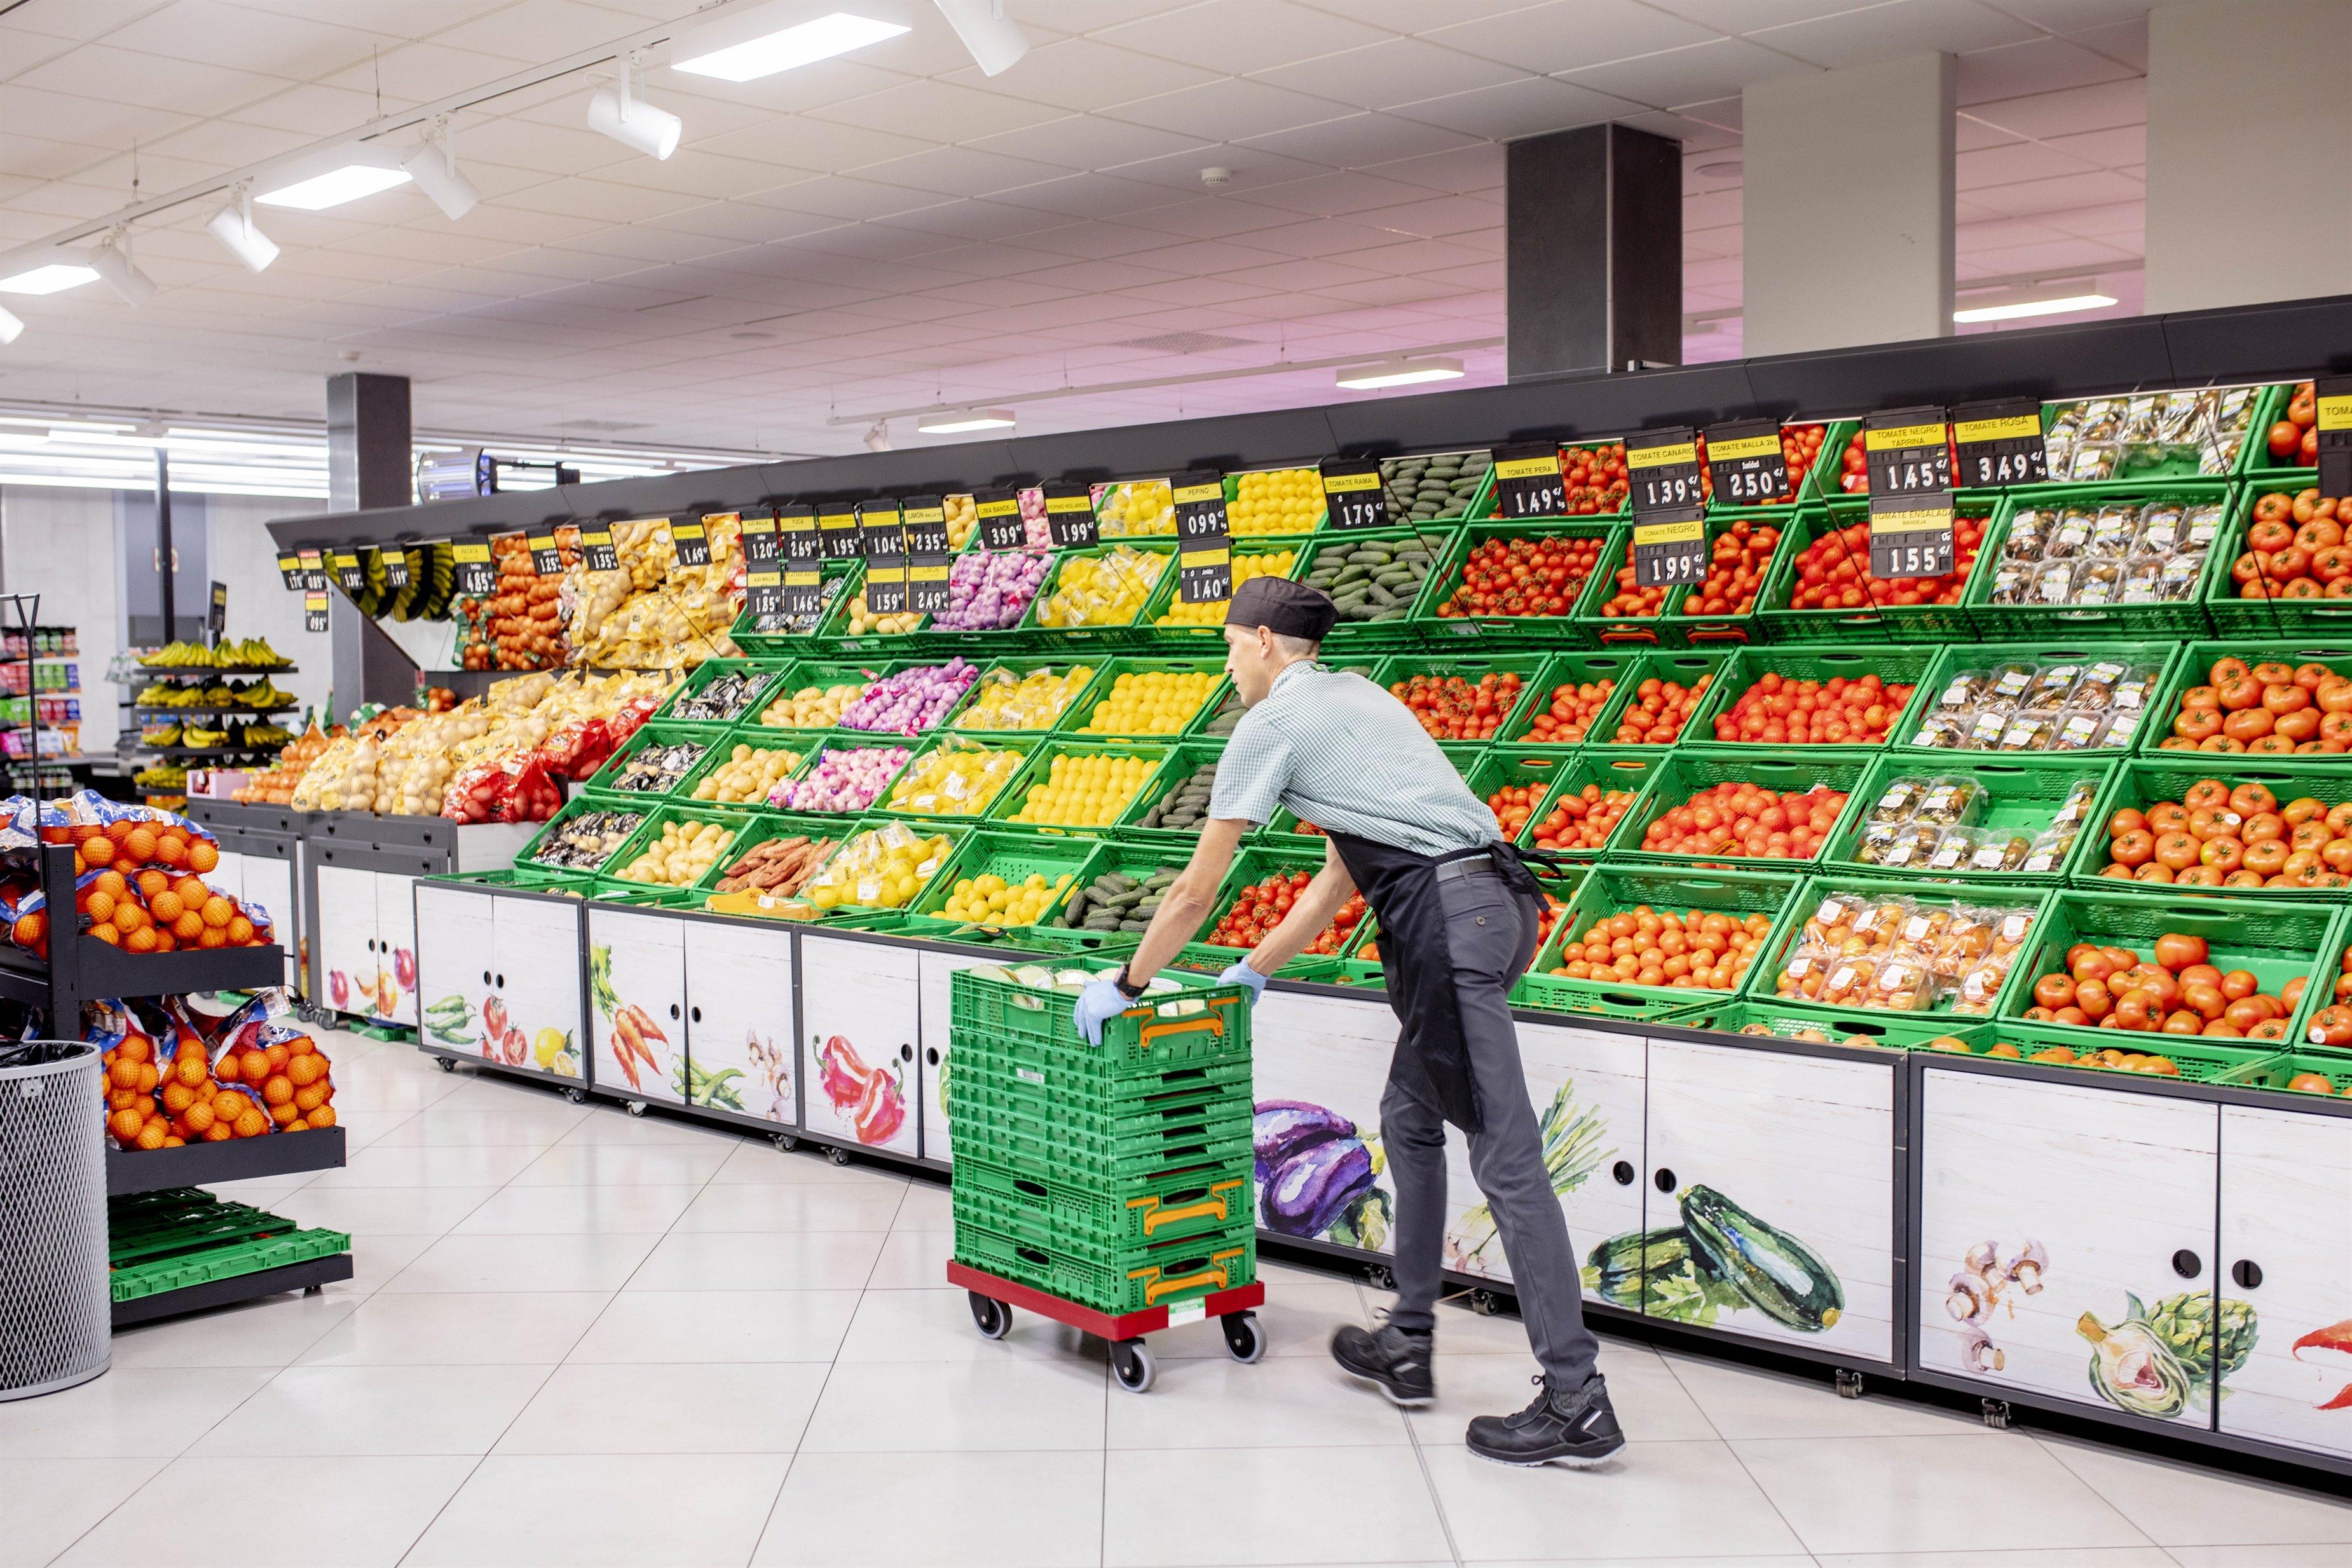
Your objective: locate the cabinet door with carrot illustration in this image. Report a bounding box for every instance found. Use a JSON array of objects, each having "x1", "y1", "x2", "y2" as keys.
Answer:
[
  {"x1": 587, "y1": 906, "x2": 687, "y2": 1105},
  {"x1": 2217, "y1": 1101, "x2": 2352, "y2": 1459},
  {"x1": 798, "y1": 932, "x2": 917, "y2": 1155},
  {"x1": 683, "y1": 919, "x2": 797, "y2": 1126}
]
